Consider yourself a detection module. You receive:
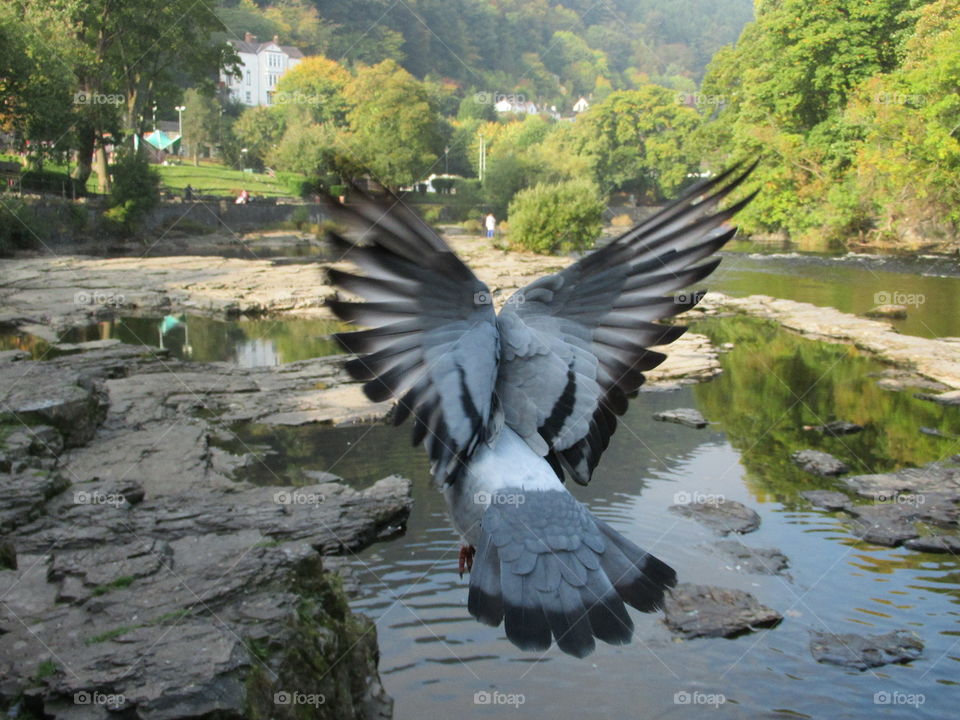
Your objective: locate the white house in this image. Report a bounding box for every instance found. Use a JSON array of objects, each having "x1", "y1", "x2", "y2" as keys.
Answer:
[
  {"x1": 221, "y1": 33, "x2": 304, "y2": 107},
  {"x1": 572, "y1": 96, "x2": 590, "y2": 113}
]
